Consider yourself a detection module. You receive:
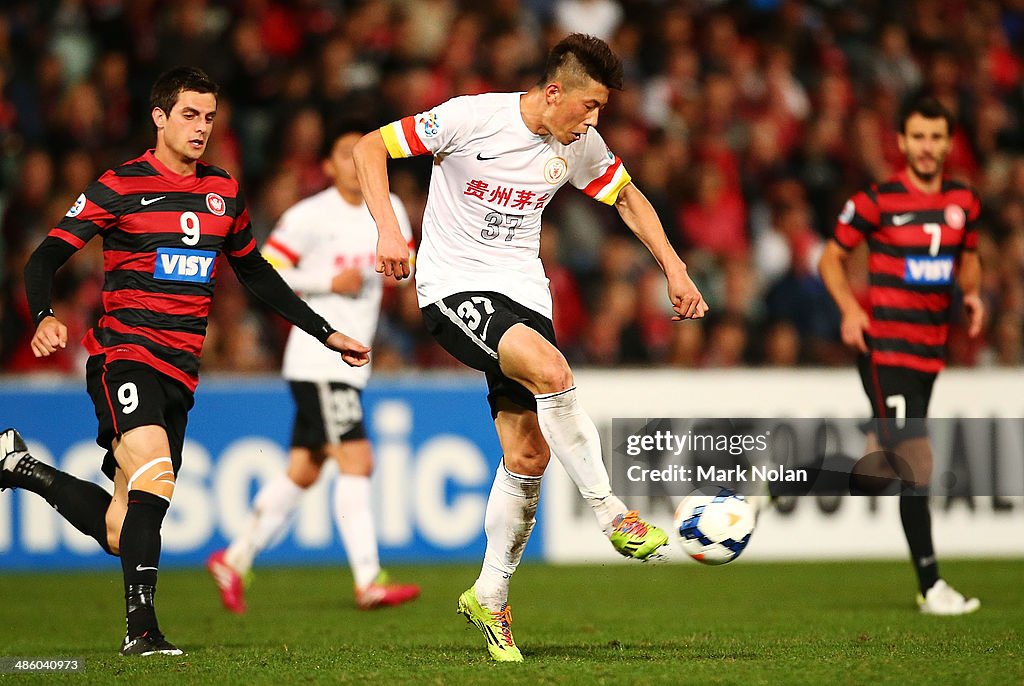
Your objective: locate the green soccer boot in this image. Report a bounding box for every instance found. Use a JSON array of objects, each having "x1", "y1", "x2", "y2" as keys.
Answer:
[{"x1": 457, "y1": 586, "x2": 523, "y2": 662}]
